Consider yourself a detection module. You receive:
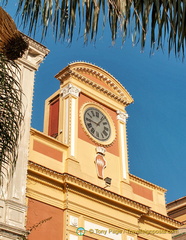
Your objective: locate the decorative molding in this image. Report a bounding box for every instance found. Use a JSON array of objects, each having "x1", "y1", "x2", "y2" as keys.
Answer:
[
  {"x1": 0, "y1": 222, "x2": 28, "y2": 240},
  {"x1": 117, "y1": 110, "x2": 128, "y2": 123},
  {"x1": 95, "y1": 153, "x2": 107, "y2": 179},
  {"x1": 26, "y1": 188, "x2": 64, "y2": 210},
  {"x1": 69, "y1": 215, "x2": 78, "y2": 227},
  {"x1": 3, "y1": 201, "x2": 27, "y2": 229},
  {"x1": 61, "y1": 84, "x2": 81, "y2": 98},
  {"x1": 96, "y1": 147, "x2": 106, "y2": 155},
  {"x1": 28, "y1": 161, "x2": 148, "y2": 212},
  {"x1": 21, "y1": 33, "x2": 50, "y2": 56},
  {"x1": 129, "y1": 174, "x2": 167, "y2": 192},
  {"x1": 28, "y1": 161, "x2": 182, "y2": 228},
  {"x1": 55, "y1": 62, "x2": 134, "y2": 105},
  {"x1": 148, "y1": 210, "x2": 183, "y2": 227},
  {"x1": 57, "y1": 70, "x2": 131, "y2": 105},
  {"x1": 16, "y1": 34, "x2": 49, "y2": 72}
]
